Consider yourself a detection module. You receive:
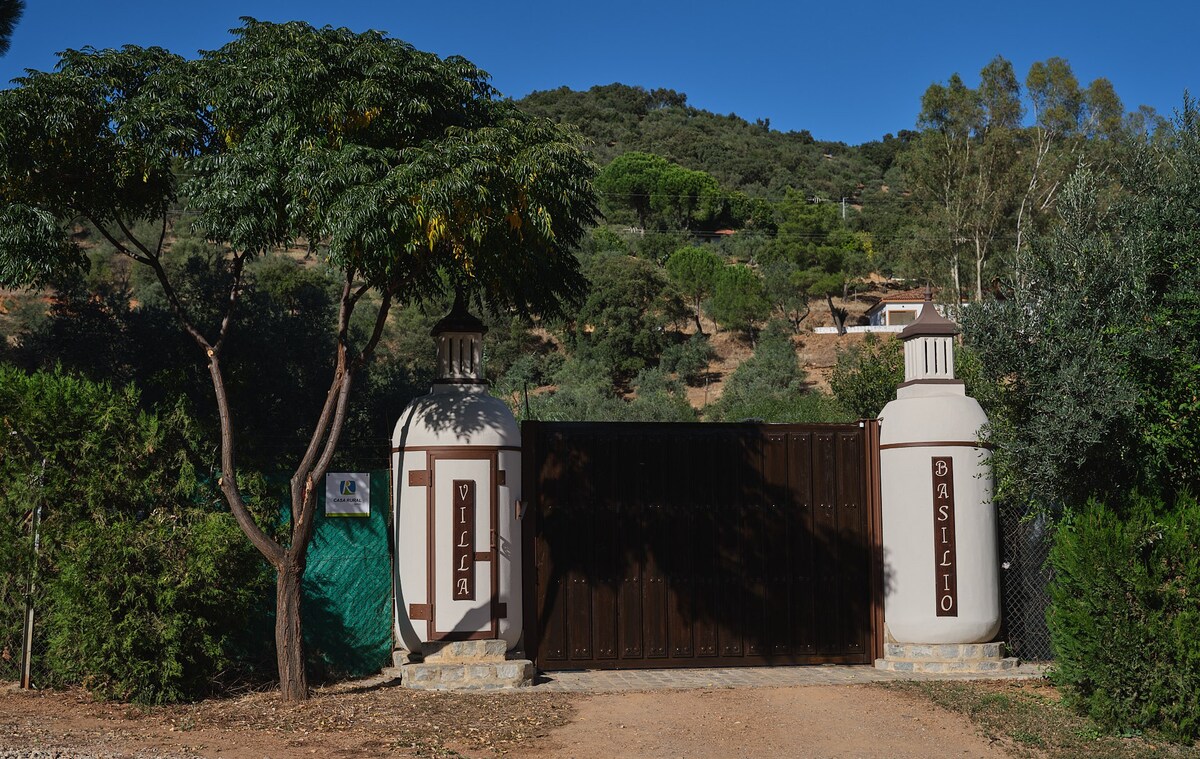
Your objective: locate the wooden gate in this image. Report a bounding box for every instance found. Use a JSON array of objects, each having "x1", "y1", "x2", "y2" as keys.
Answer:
[{"x1": 521, "y1": 421, "x2": 883, "y2": 670}]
